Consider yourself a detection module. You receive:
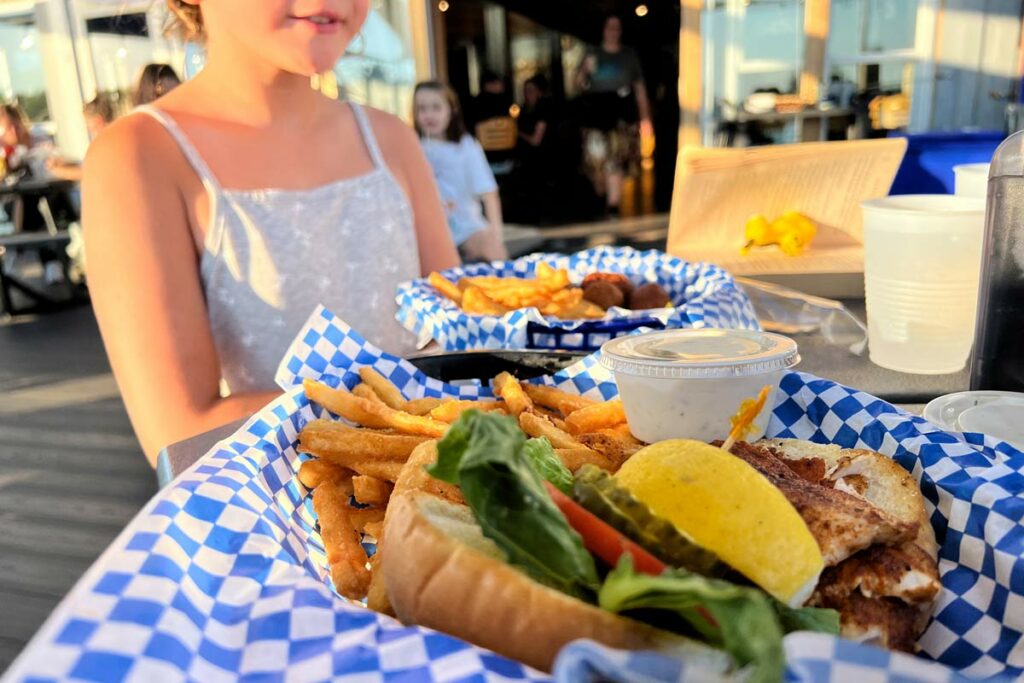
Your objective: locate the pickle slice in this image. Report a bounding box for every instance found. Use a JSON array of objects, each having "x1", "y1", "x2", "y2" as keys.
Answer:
[{"x1": 573, "y1": 464, "x2": 727, "y2": 576}]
